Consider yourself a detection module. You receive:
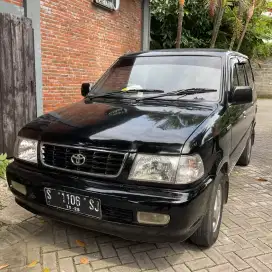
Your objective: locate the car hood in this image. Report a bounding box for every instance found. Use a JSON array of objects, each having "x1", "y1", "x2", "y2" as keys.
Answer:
[{"x1": 21, "y1": 99, "x2": 217, "y2": 153}]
